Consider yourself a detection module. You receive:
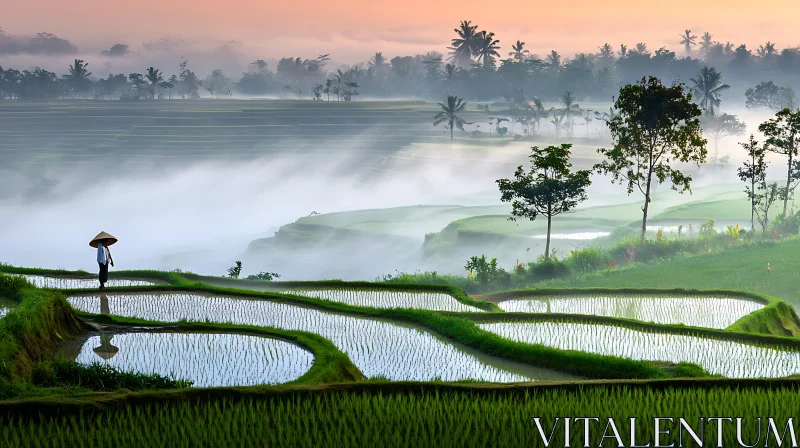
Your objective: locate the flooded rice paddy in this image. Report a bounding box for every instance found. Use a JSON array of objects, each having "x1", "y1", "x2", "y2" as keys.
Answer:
[
  {"x1": 496, "y1": 296, "x2": 763, "y2": 329},
  {"x1": 285, "y1": 289, "x2": 483, "y2": 312},
  {"x1": 22, "y1": 275, "x2": 154, "y2": 289},
  {"x1": 67, "y1": 293, "x2": 576, "y2": 382},
  {"x1": 73, "y1": 332, "x2": 314, "y2": 387},
  {"x1": 479, "y1": 321, "x2": 800, "y2": 378}
]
